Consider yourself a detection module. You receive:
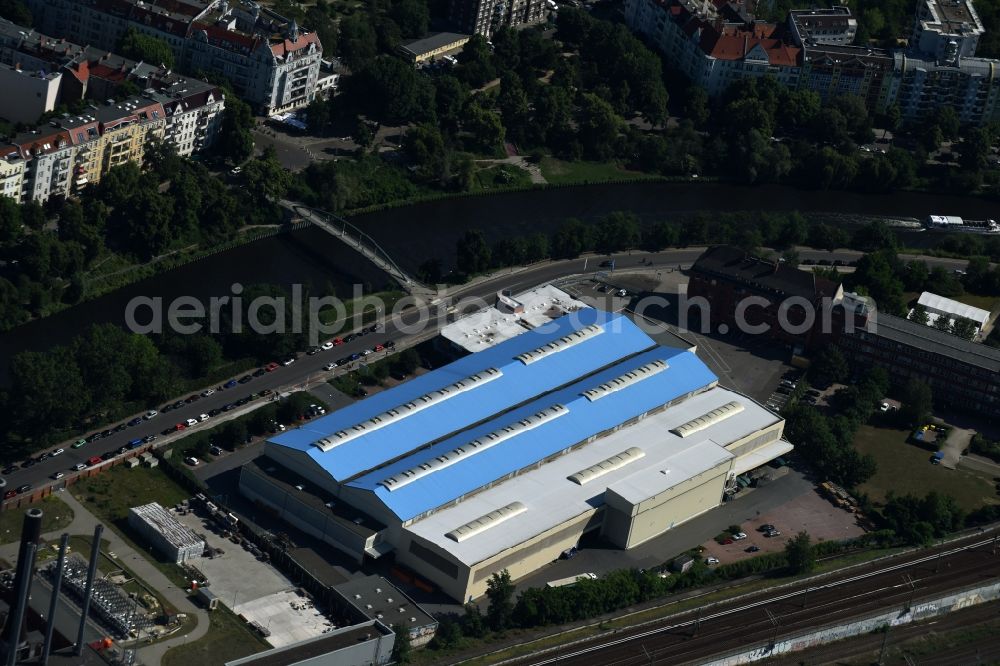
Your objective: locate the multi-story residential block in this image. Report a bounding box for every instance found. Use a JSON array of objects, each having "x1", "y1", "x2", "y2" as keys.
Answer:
[
  {"x1": 839, "y1": 311, "x2": 1000, "y2": 418},
  {"x1": 449, "y1": 0, "x2": 546, "y2": 38},
  {"x1": 0, "y1": 64, "x2": 61, "y2": 124},
  {"x1": 911, "y1": 0, "x2": 984, "y2": 62},
  {"x1": 788, "y1": 6, "x2": 857, "y2": 46},
  {"x1": 891, "y1": 52, "x2": 1000, "y2": 125},
  {"x1": 624, "y1": 0, "x2": 801, "y2": 97},
  {"x1": 0, "y1": 18, "x2": 225, "y2": 168},
  {"x1": 625, "y1": 0, "x2": 1000, "y2": 124},
  {"x1": 0, "y1": 149, "x2": 25, "y2": 203},
  {"x1": 25, "y1": 0, "x2": 323, "y2": 114}
]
